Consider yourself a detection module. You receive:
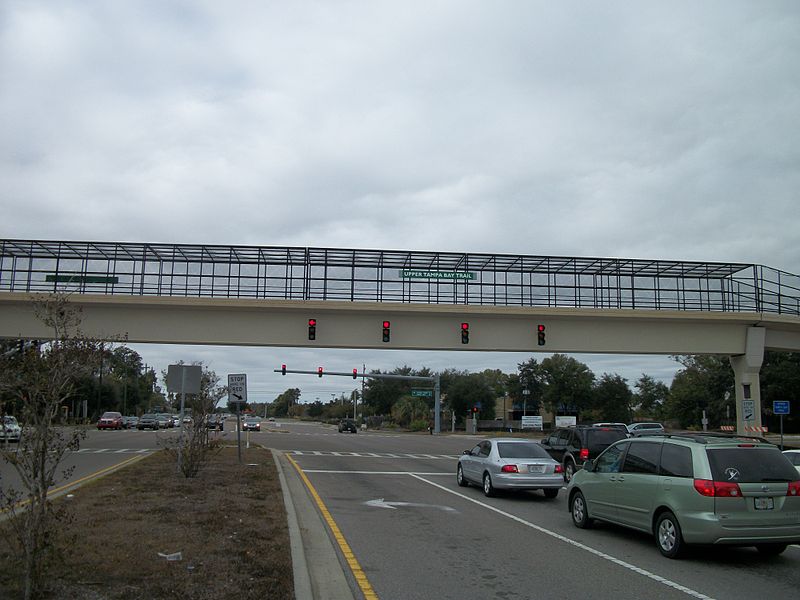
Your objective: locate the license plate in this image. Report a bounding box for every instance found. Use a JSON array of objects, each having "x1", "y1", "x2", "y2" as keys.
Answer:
[
  {"x1": 527, "y1": 465, "x2": 545, "y2": 474},
  {"x1": 755, "y1": 497, "x2": 774, "y2": 510}
]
